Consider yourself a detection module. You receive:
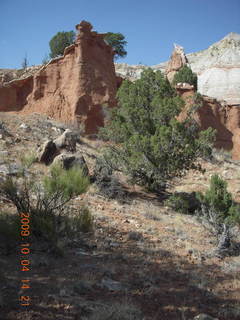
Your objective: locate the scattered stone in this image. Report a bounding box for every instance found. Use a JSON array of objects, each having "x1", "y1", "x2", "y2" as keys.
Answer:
[
  {"x1": 100, "y1": 277, "x2": 125, "y2": 292},
  {"x1": 73, "y1": 280, "x2": 93, "y2": 295},
  {"x1": 128, "y1": 231, "x2": 144, "y2": 241},
  {"x1": 37, "y1": 140, "x2": 59, "y2": 165},
  {"x1": 52, "y1": 153, "x2": 89, "y2": 175},
  {"x1": 59, "y1": 287, "x2": 72, "y2": 297},
  {"x1": 0, "y1": 163, "x2": 22, "y2": 176},
  {"x1": 53, "y1": 129, "x2": 77, "y2": 152},
  {"x1": 193, "y1": 314, "x2": 218, "y2": 320},
  {"x1": 19, "y1": 123, "x2": 30, "y2": 131}
]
